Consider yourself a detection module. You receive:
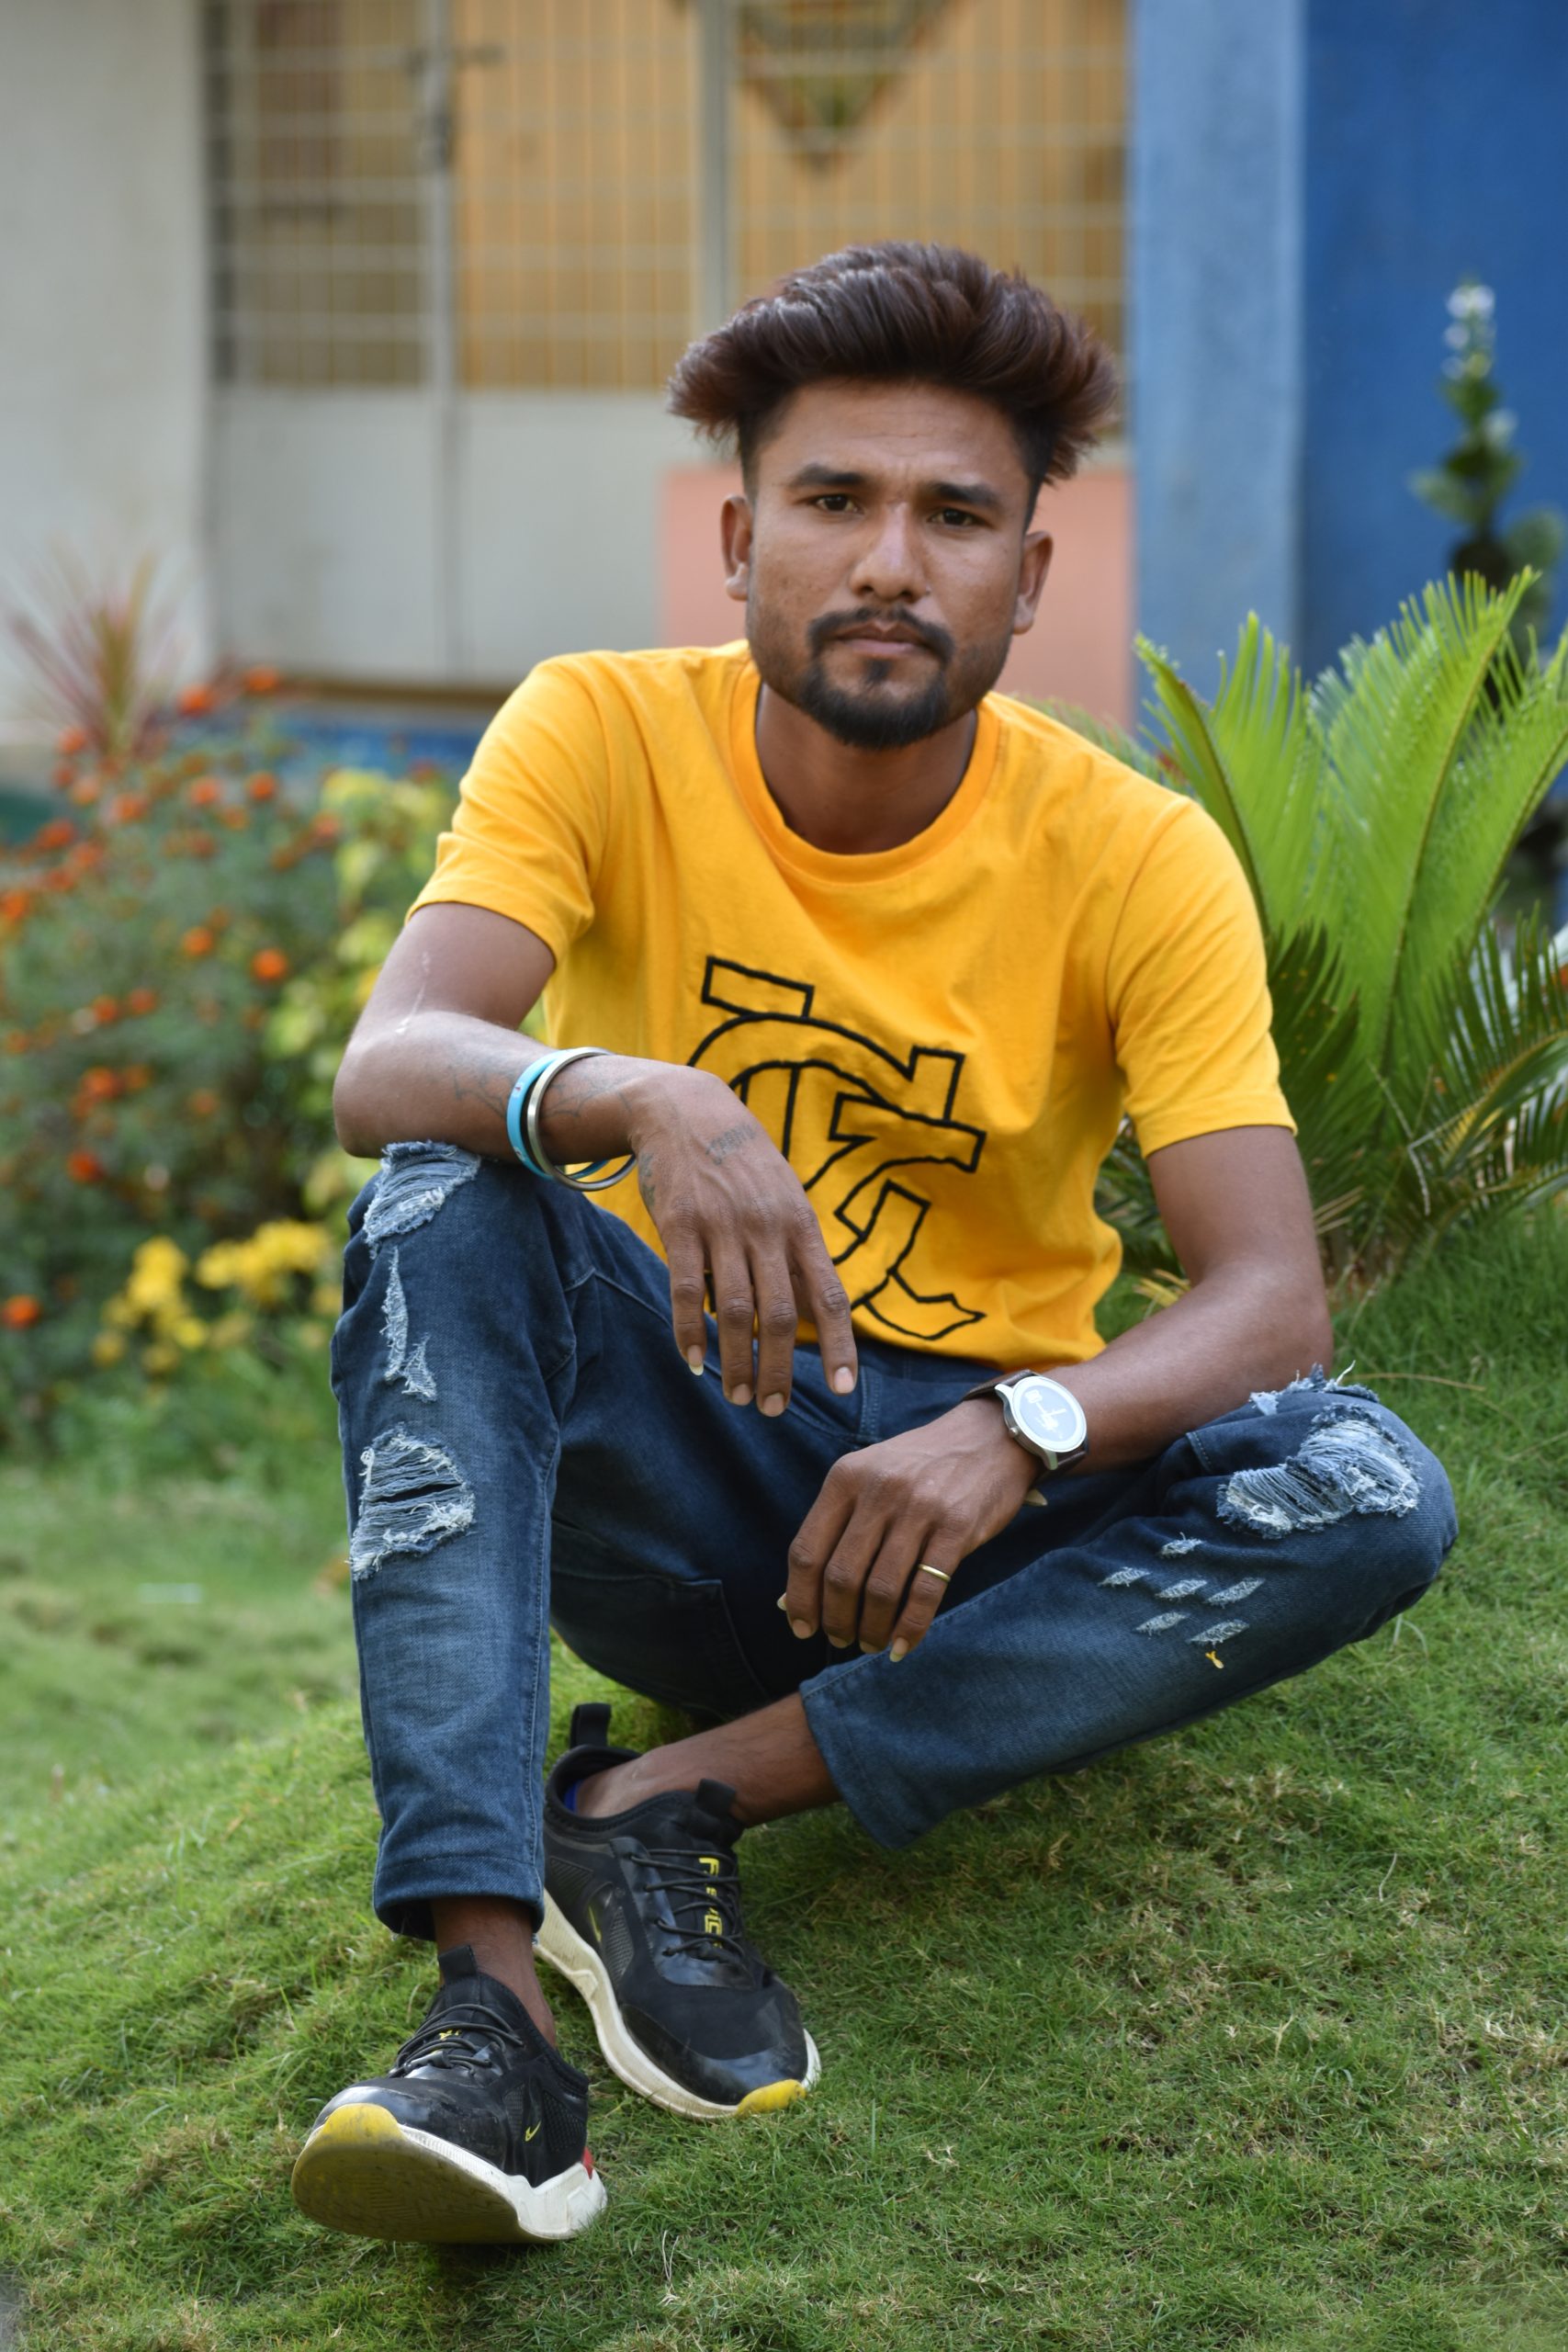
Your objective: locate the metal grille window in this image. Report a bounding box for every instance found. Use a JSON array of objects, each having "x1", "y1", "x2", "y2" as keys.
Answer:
[{"x1": 205, "y1": 0, "x2": 1126, "y2": 393}]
